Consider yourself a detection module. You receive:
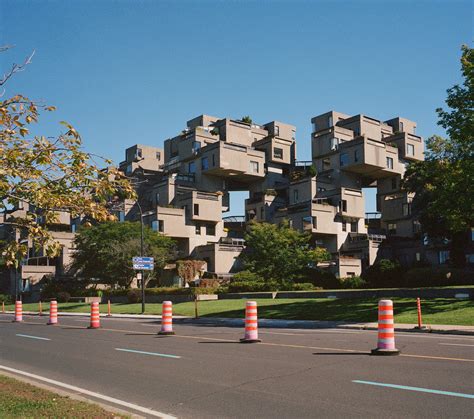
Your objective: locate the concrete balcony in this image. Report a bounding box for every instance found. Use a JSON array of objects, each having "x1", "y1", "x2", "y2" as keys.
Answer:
[
  {"x1": 201, "y1": 141, "x2": 265, "y2": 182},
  {"x1": 384, "y1": 132, "x2": 424, "y2": 161},
  {"x1": 338, "y1": 136, "x2": 403, "y2": 178},
  {"x1": 175, "y1": 190, "x2": 222, "y2": 222},
  {"x1": 319, "y1": 187, "x2": 365, "y2": 220},
  {"x1": 380, "y1": 193, "x2": 413, "y2": 221}
]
